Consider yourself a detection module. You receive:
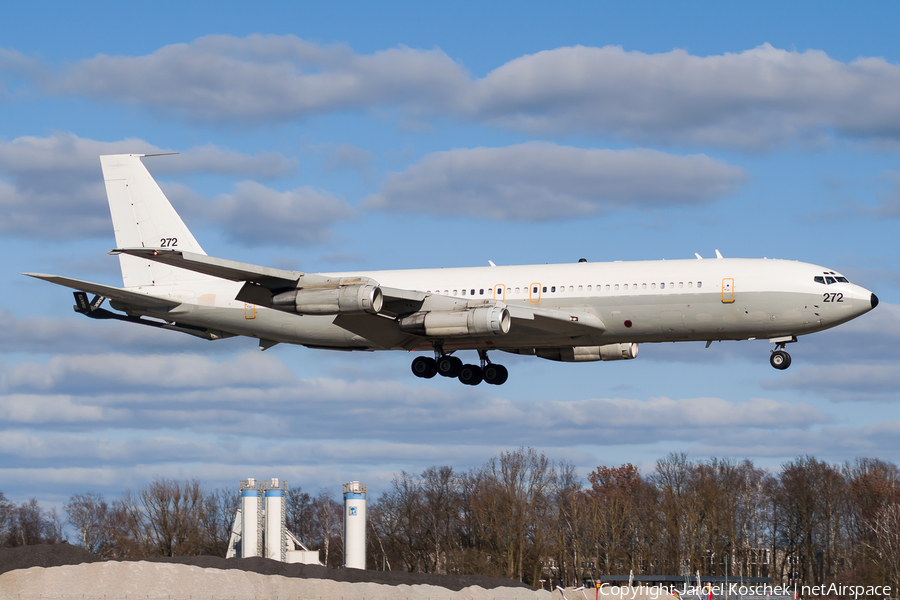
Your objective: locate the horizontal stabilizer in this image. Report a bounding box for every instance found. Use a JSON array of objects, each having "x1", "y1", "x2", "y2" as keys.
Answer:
[
  {"x1": 23, "y1": 273, "x2": 180, "y2": 308},
  {"x1": 110, "y1": 248, "x2": 317, "y2": 287}
]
